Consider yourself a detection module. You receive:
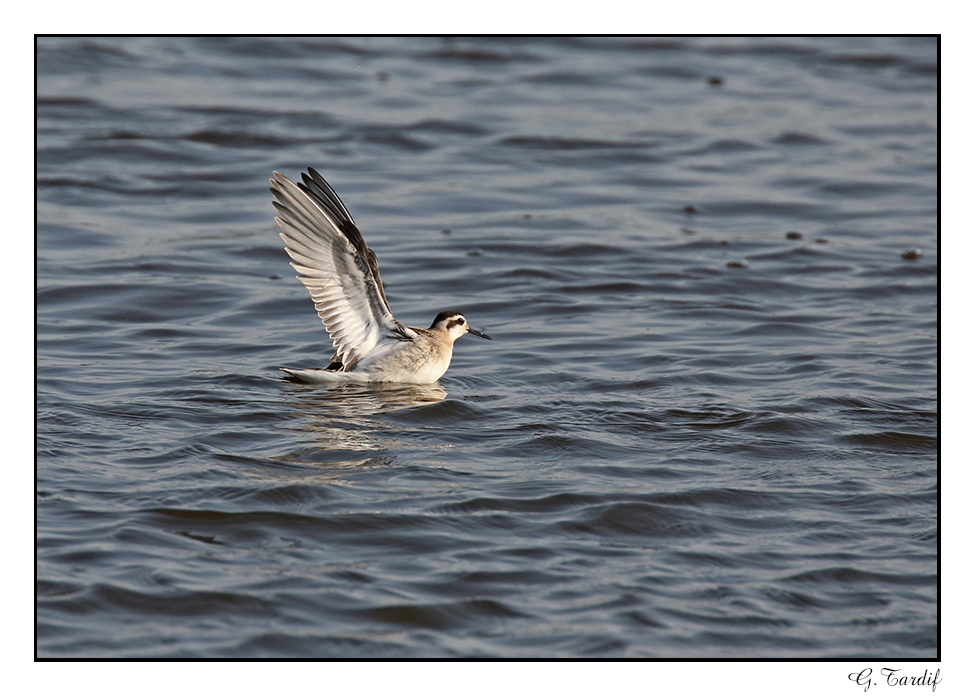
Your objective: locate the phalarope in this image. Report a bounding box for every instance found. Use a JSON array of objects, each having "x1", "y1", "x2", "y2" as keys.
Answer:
[{"x1": 271, "y1": 167, "x2": 491, "y2": 384}]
